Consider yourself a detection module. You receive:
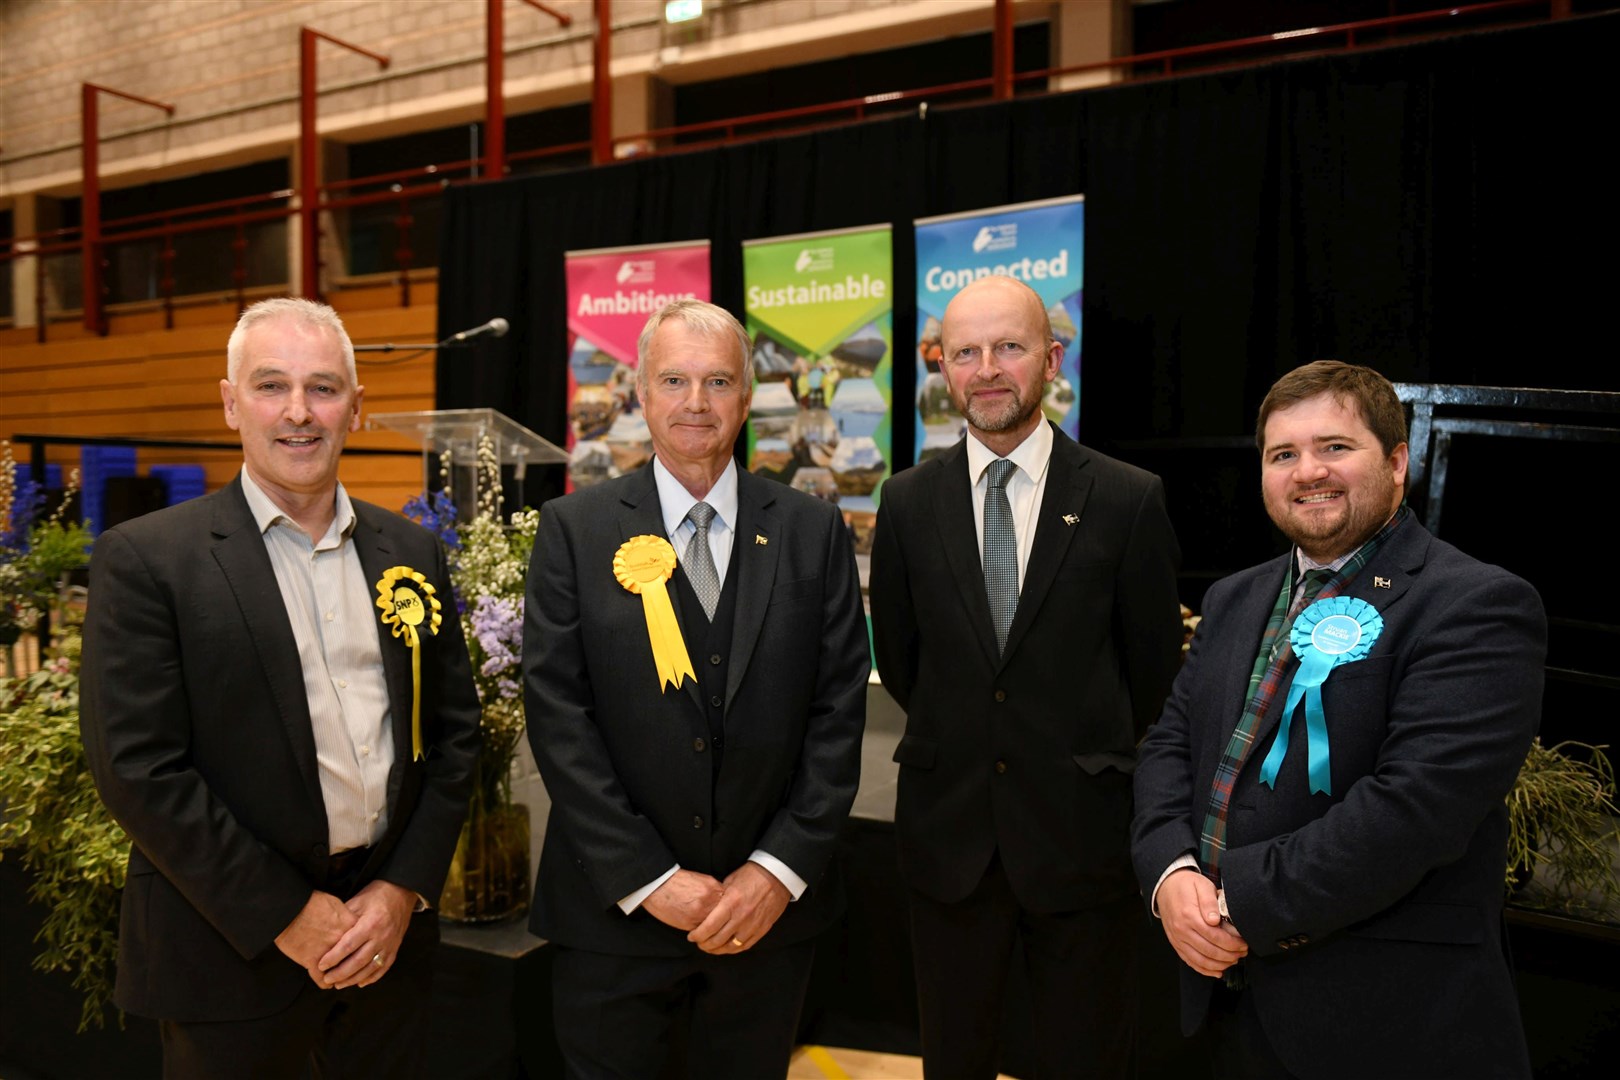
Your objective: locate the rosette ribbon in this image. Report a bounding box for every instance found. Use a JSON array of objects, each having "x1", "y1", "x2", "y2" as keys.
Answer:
[
  {"x1": 1258, "y1": 595, "x2": 1384, "y2": 796},
  {"x1": 614, "y1": 535, "x2": 696, "y2": 693},
  {"x1": 375, "y1": 566, "x2": 443, "y2": 761}
]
